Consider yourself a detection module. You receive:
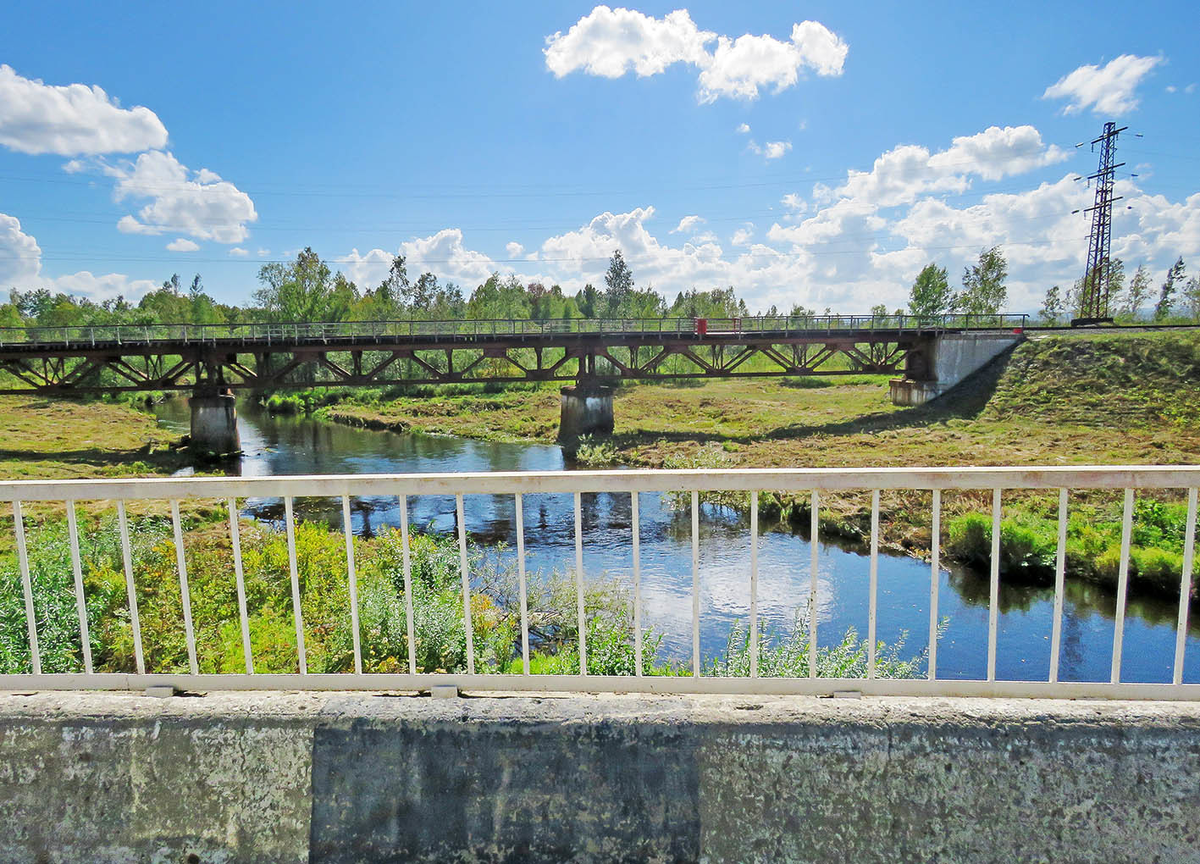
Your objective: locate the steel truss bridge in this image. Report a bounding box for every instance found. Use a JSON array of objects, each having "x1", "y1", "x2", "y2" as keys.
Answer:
[{"x1": 0, "y1": 314, "x2": 1028, "y2": 395}]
